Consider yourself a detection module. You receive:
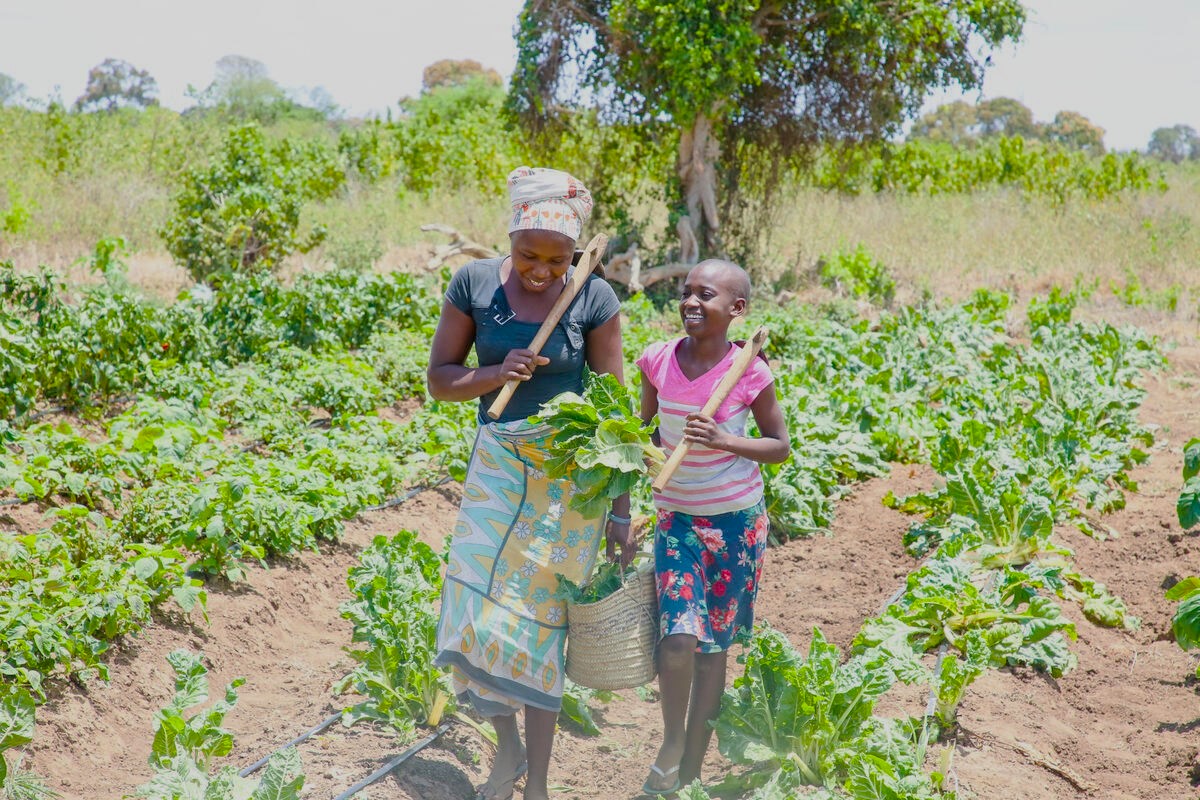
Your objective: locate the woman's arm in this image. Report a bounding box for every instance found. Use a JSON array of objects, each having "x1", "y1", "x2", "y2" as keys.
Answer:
[
  {"x1": 426, "y1": 301, "x2": 548, "y2": 402},
  {"x1": 682, "y1": 386, "x2": 790, "y2": 464}
]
